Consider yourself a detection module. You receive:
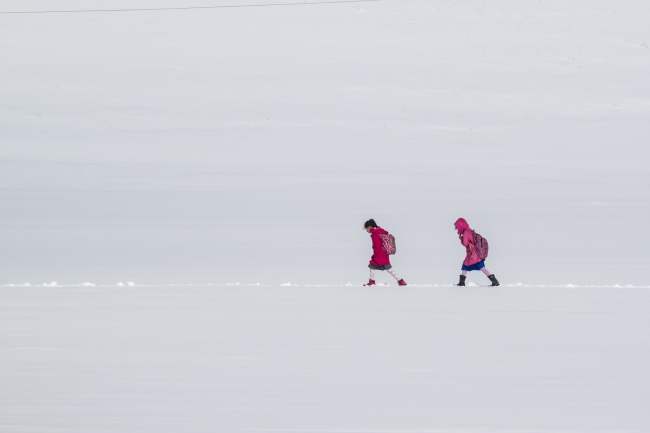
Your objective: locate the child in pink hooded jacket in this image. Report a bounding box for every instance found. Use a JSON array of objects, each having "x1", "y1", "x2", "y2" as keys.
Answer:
[
  {"x1": 363, "y1": 219, "x2": 407, "y2": 286},
  {"x1": 454, "y1": 218, "x2": 500, "y2": 286}
]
